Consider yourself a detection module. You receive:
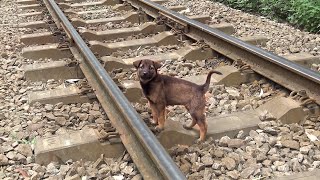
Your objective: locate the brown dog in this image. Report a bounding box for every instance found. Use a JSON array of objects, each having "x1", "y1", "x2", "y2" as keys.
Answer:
[{"x1": 133, "y1": 59, "x2": 222, "y2": 142}]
